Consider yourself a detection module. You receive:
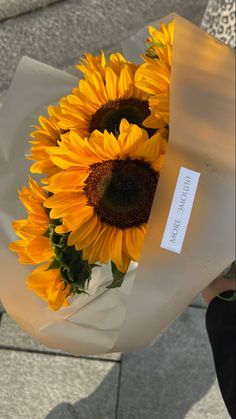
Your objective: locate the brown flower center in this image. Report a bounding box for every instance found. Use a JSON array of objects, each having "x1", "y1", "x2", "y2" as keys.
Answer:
[
  {"x1": 84, "y1": 159, "x2": 158, "y2": 229},
  {"x1": 89, "y1": 98, "x2": 155, "y2": 137}
]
